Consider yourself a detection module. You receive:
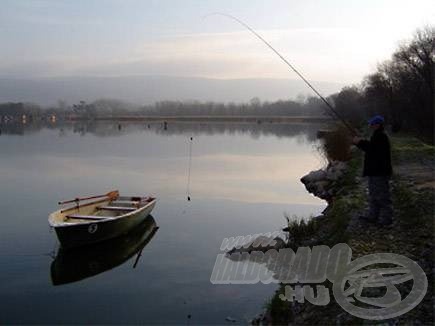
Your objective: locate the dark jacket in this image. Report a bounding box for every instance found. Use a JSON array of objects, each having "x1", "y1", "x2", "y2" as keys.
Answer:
[{"x1": 356, "y1": 128, "x2": 392, "y2": 177}]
